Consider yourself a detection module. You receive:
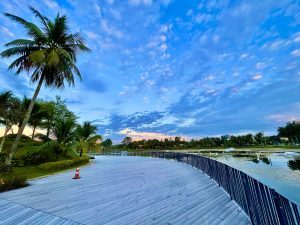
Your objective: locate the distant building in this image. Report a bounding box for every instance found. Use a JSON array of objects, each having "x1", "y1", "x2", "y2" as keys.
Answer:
[{"x1": 280, "y1": 137, "x2": 289, "y2": 141}]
